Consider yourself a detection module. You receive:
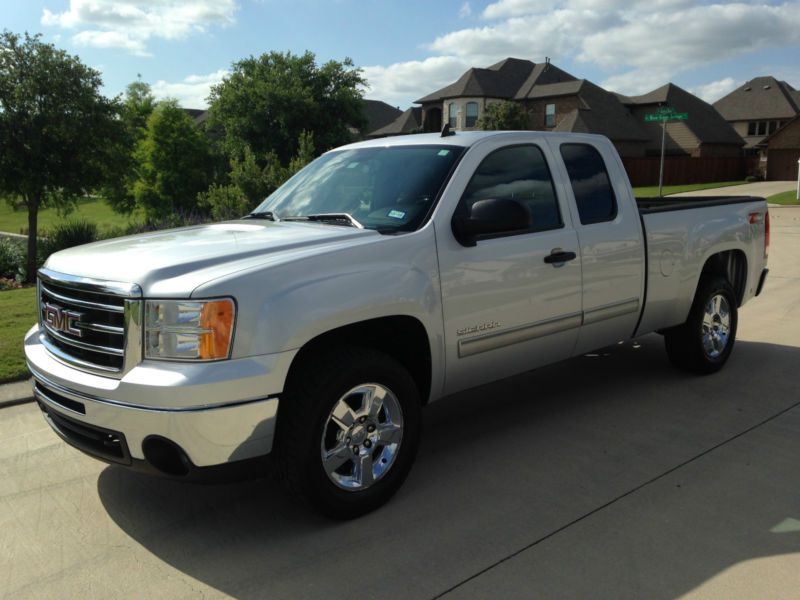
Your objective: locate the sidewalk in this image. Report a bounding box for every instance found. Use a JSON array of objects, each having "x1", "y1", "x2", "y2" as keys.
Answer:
[
  {"x1": 670, "y1": 180, "x2": 796, "y2": 199},
  {"x1": 0, "y1": 378, "x2": 33, "y2": 408}
]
